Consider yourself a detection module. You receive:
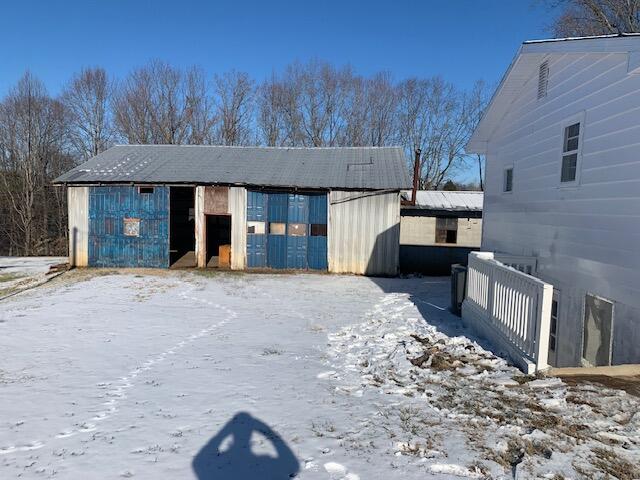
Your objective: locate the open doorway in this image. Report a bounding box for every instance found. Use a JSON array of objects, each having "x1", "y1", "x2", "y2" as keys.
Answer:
[
  {"x1": 170, "y1": 186, "x2": 196, "y2": 267},
  {"x1": 206, "y1": 215, "x2": 231, "y2": 268}
]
